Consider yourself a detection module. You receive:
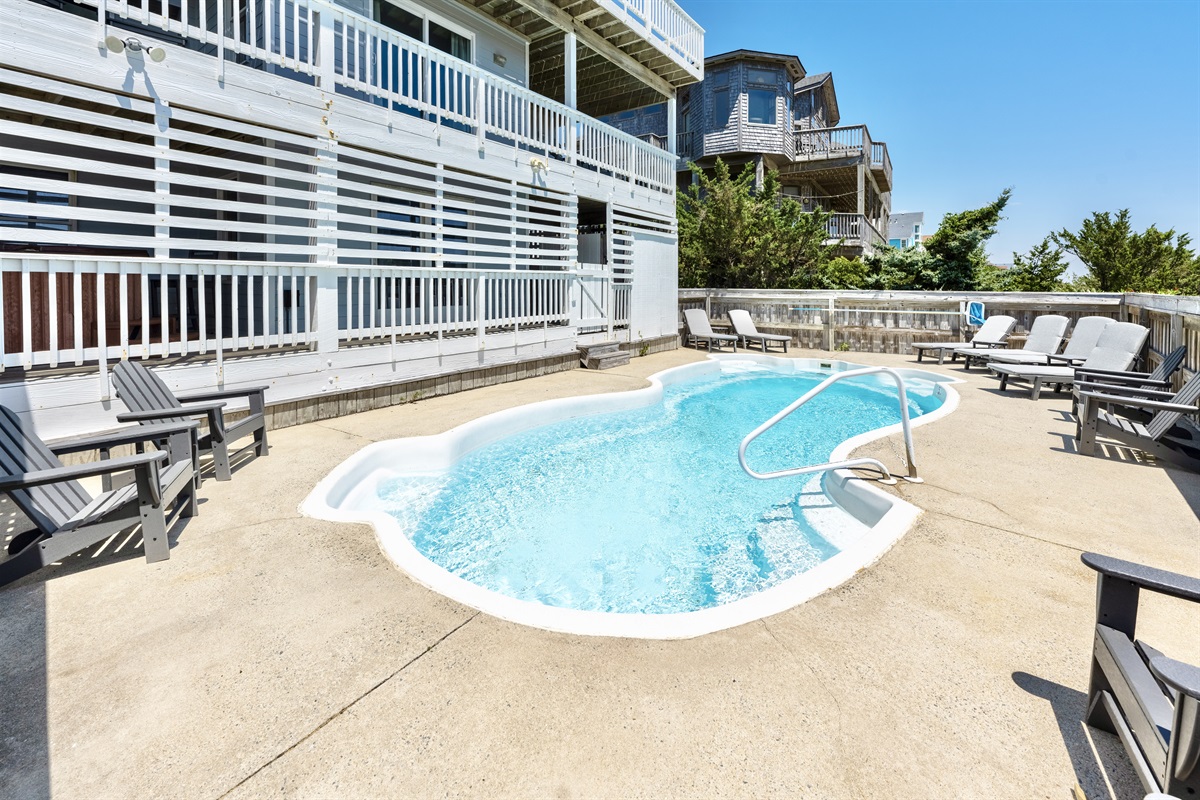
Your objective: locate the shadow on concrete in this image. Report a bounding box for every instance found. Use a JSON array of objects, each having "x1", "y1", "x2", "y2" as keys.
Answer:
[
  {"x1": 0, "y1": 496, "x2": 198, "y2": 585},
  {"x1": 1012, "y1": 671, "x2": 1143, "y2": 800},
  {"x1": 1166, "y1": 466, "x2": 1200, "y2": 518},
  {"x1": 0, "y1": 502, "x2": 49, "y2": 800}
]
